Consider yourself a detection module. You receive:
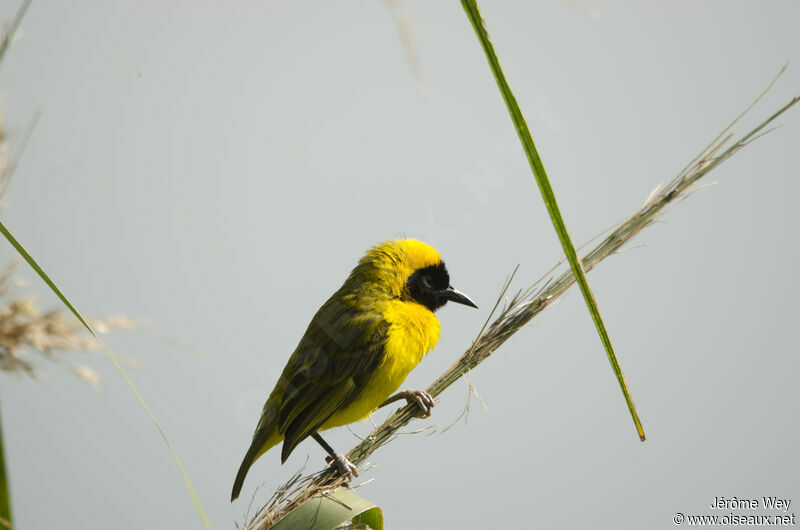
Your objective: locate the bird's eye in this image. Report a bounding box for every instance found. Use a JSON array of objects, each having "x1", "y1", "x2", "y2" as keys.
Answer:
[{"x1": 422, "y1": 275, "x2": 433, "y2": 289}]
